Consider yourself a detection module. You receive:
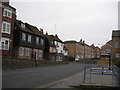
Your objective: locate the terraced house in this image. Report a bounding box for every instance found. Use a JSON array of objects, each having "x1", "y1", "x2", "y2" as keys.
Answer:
[
  {"x1": 64, "y1": 40, "x2": 101, "y2": 61},
  {"x1": 0, "y1": 2, "x2": 16, "y2": 58},
  {"x1": 13, "y1": 20, "x2": 45, "y2": 60}
]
